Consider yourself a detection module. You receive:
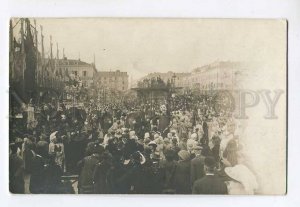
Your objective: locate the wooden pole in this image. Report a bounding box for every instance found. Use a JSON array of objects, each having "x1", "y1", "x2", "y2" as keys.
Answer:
[
  {"x1": 50, "y1": 35, "x2": 53, "y2": 88},
  {"x1": 34, "y1": 19, "x2": 39, "y2": 87},
  {"x1": 56, "y1": 42, "x2": 59, "y2": 59},
  {"x1": 20, "y1": 19, "x2": 26, "y2": 98},
  {"x1": 40, "y1": 25, "x2": 44, "y2": 87}
]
